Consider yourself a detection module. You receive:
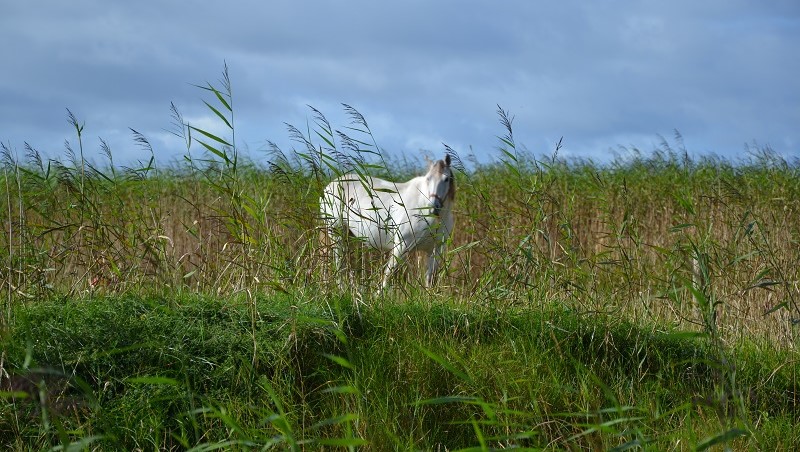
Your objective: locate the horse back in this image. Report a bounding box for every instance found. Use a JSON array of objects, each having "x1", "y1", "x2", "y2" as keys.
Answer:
[{"x1": 320, "y1": 175, "x2": 398, "y2": 250}]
